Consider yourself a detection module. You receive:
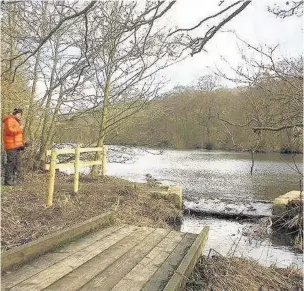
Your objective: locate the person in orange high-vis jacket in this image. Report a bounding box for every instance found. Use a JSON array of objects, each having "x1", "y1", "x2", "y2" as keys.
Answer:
[{"x1": 2, "y1": 108, "x2": 26, "y2": 186}]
